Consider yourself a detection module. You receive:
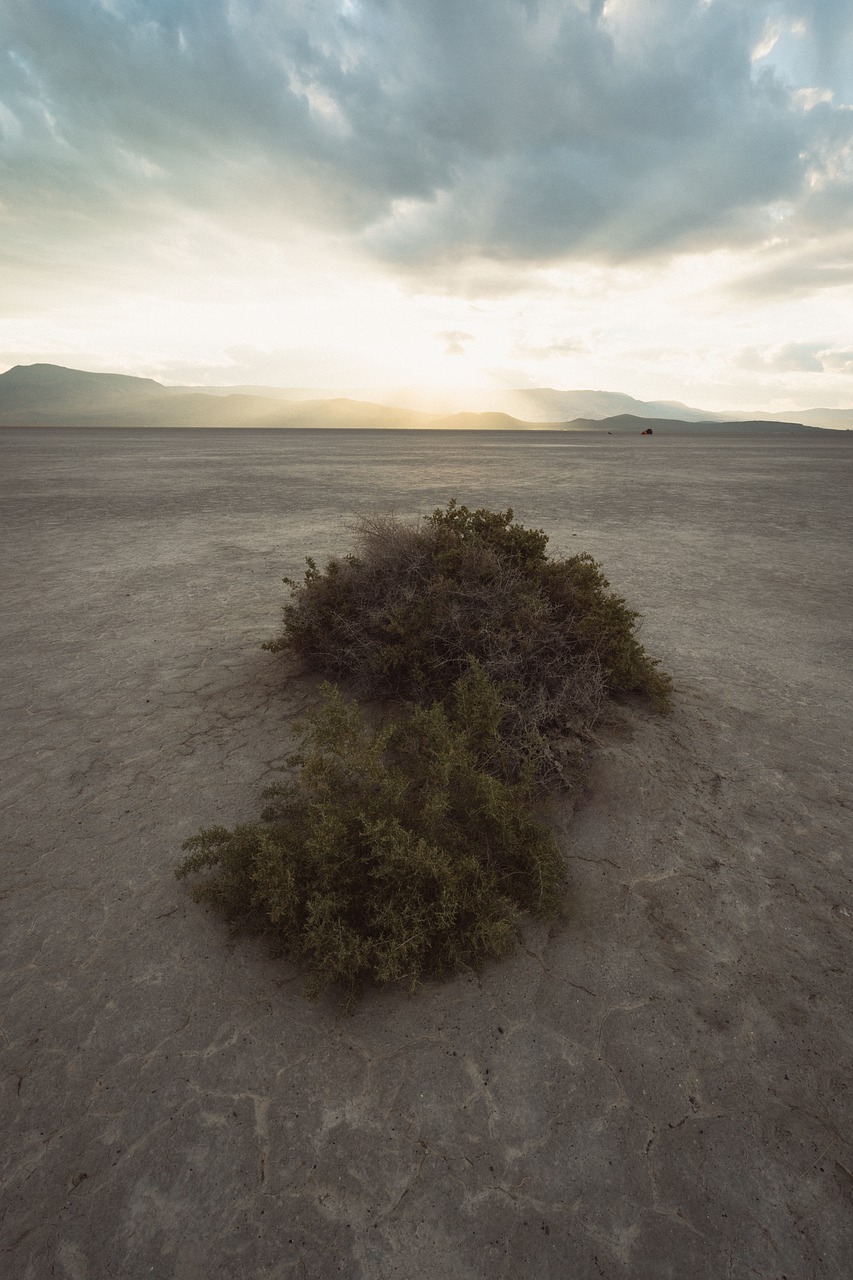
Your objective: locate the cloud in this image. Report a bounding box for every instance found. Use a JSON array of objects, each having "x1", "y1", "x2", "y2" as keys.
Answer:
[
  {"x1": 735, "y1": 339, "x2": 853, "y2": 375},
  {"x1": 1, "y1": 0, "x2": 852, "y2": 286},
  {"x1": 437, "y1": 330, "x2": 475, "y2": 356},
  {"x1": 822, "y1": 348, "x2": 853, "y2": 373},
  {"x1": 738, "y1": 342, "x2": 826, "y2": 372},
  {"x1": 755, "y1": 1, "x2": 853, "y2": 100},
  {"x1": 515, "y1": 337, "x2": 588, "y2": 361},
  {"x1": 729, "y1": 225, "x2": 853, "y2": 298}
]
